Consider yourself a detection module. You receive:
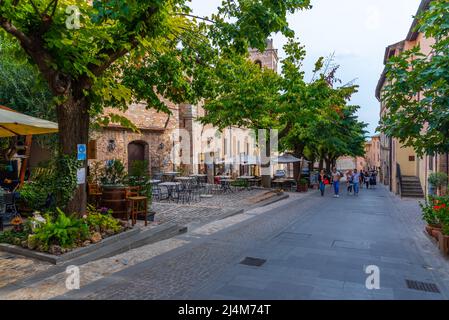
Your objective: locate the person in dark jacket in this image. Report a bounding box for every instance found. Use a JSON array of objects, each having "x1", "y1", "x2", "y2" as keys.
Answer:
[{"x1": 318, "y1": 170, "x2": 328, "y2": 197}]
